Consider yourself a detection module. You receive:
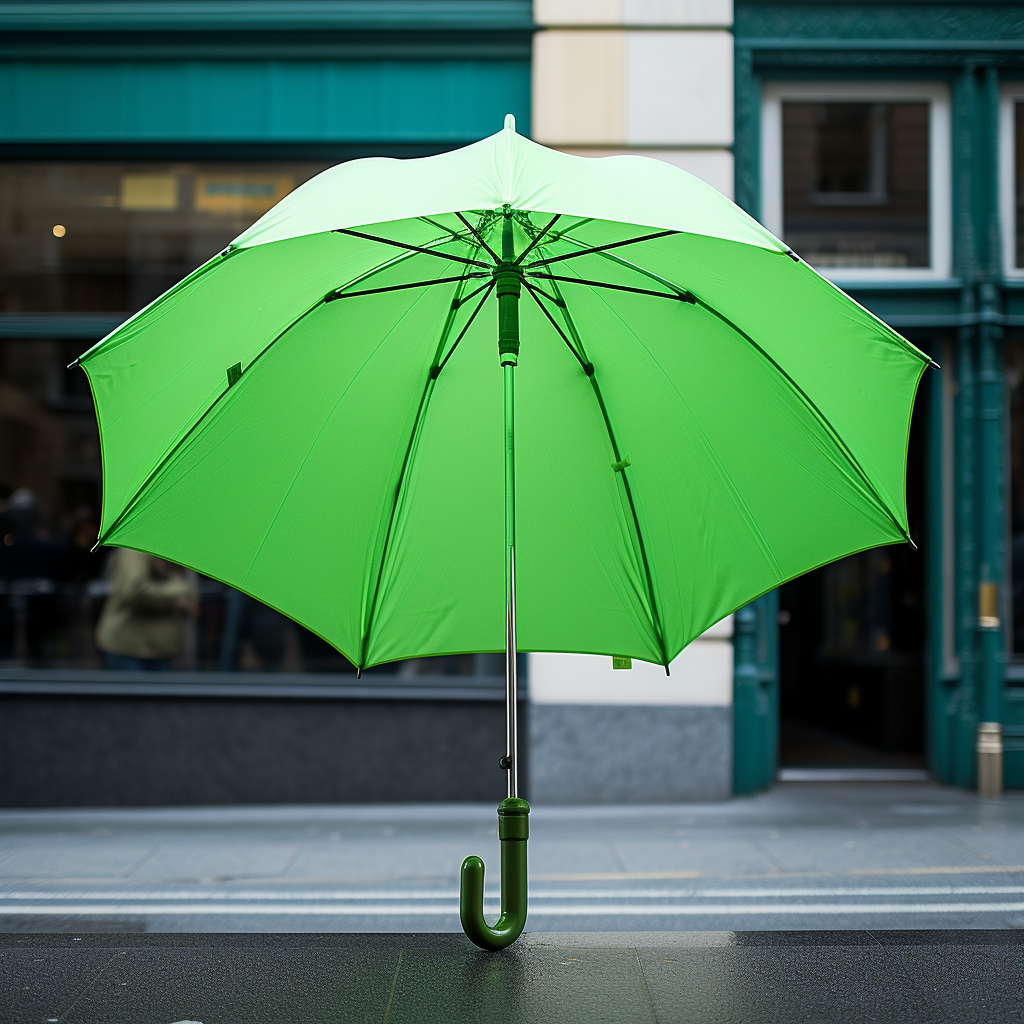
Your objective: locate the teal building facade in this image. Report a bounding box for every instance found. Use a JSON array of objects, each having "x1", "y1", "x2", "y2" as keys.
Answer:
[
  {"x1": 731, "y1": 0, "x2": 1024, "y2": 793},
  {"x1": 2, "y1": 0, "x2": 1022, "y2": 804},
  {"x1": 0, "y1": 1, "x2": 533, "y2": 806}
]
